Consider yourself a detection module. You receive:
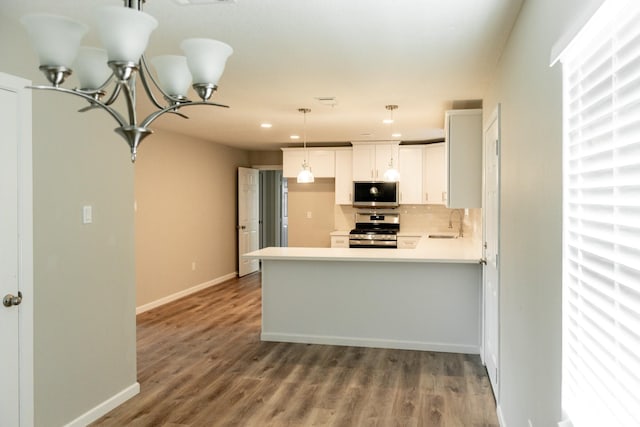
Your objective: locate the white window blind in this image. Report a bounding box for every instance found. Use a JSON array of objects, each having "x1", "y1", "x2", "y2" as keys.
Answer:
[{"x1": 558, "y1": 1, "x2": 640, "y2": 426}]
